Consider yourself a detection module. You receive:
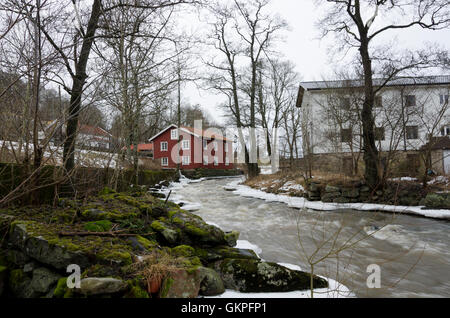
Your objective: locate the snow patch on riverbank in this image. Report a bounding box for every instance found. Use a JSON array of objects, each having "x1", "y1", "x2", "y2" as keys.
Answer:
[
  {"x1": 209, "y1": 277, "x2": 354, "y2": 298},
  {"x1": 226, "y1": 178, "x2": 450, "y2": 220}
]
